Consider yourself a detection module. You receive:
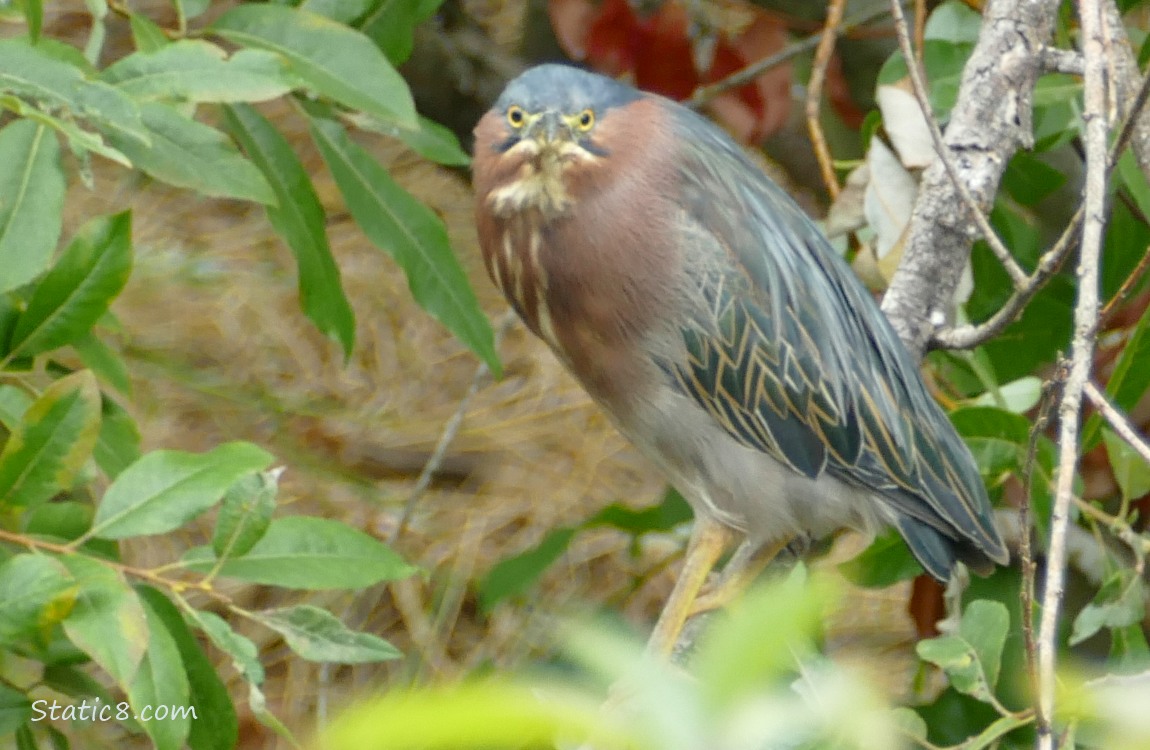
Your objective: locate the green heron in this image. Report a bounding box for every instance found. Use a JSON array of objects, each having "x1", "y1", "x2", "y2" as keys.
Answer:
[{"x1": 472, "y1": 64, "x2": 1008, "y2": 656}]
